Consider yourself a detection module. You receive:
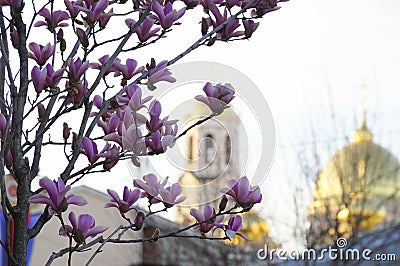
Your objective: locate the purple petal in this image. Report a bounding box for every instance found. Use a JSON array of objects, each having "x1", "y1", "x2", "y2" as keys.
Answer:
[
  {"x1": 78, "y1": 214, "x2": 95, "y2": 235},
  {"x1": 39, "y1": 178, "x2": 58, "y2": 204},
  {"x1": 67, "y1": 194, "x2": 88, "y2": 206},
  {"x1": 190, "y1": 208, "x2": 203, "y2": 222},
  {"x1": 68, "y1": 211, "x2": 78, "y2": 228},
  {"x1": 86, "y1": 225, "x2": 108, "y2": 238},
  {"x1": 107, "y1": 189, "x2": 121, "y2": 203}
]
